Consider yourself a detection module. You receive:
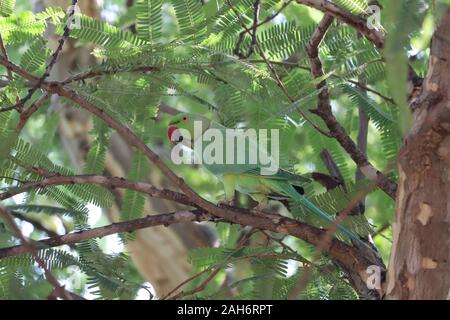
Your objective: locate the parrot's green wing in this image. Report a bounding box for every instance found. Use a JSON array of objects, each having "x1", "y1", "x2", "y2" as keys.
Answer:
[{"x1": 258, "y1": 178, "x2": 360, "y2": 240}]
